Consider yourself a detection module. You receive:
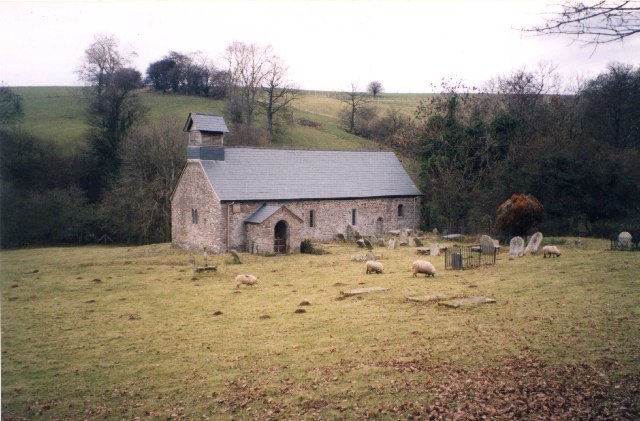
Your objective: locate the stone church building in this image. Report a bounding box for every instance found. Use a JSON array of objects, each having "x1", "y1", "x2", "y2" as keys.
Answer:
[{"x1": 171, "y1": 113, "x2": 421, "y2": 254}]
